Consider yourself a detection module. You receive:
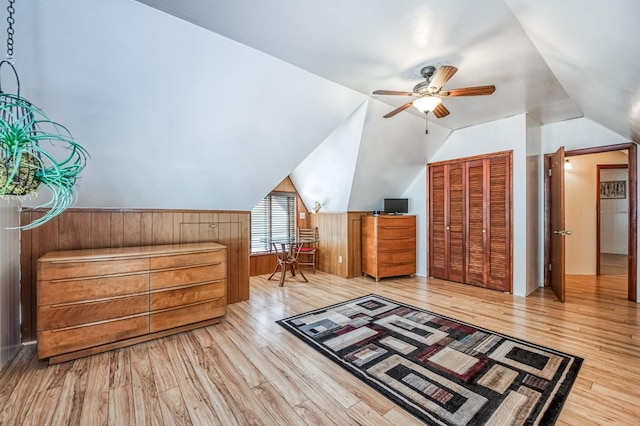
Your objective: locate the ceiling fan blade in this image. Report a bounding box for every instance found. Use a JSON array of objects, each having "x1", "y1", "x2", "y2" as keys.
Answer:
[
  {"x1": 439, "y1": 85, "x2": 496, "y2": 97},
  {"x1": 433, "y1": 103, "x2": 450, "y2": 119},
  {"x1": 373, "y1": 90, "x2": 414, "y2": 96},
  {"x1": 383, "y1": 101, "x2": 414, "y2": 118},
  {"x1": 428, "y1": 65, "x2": 458, "y2": 92}
]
